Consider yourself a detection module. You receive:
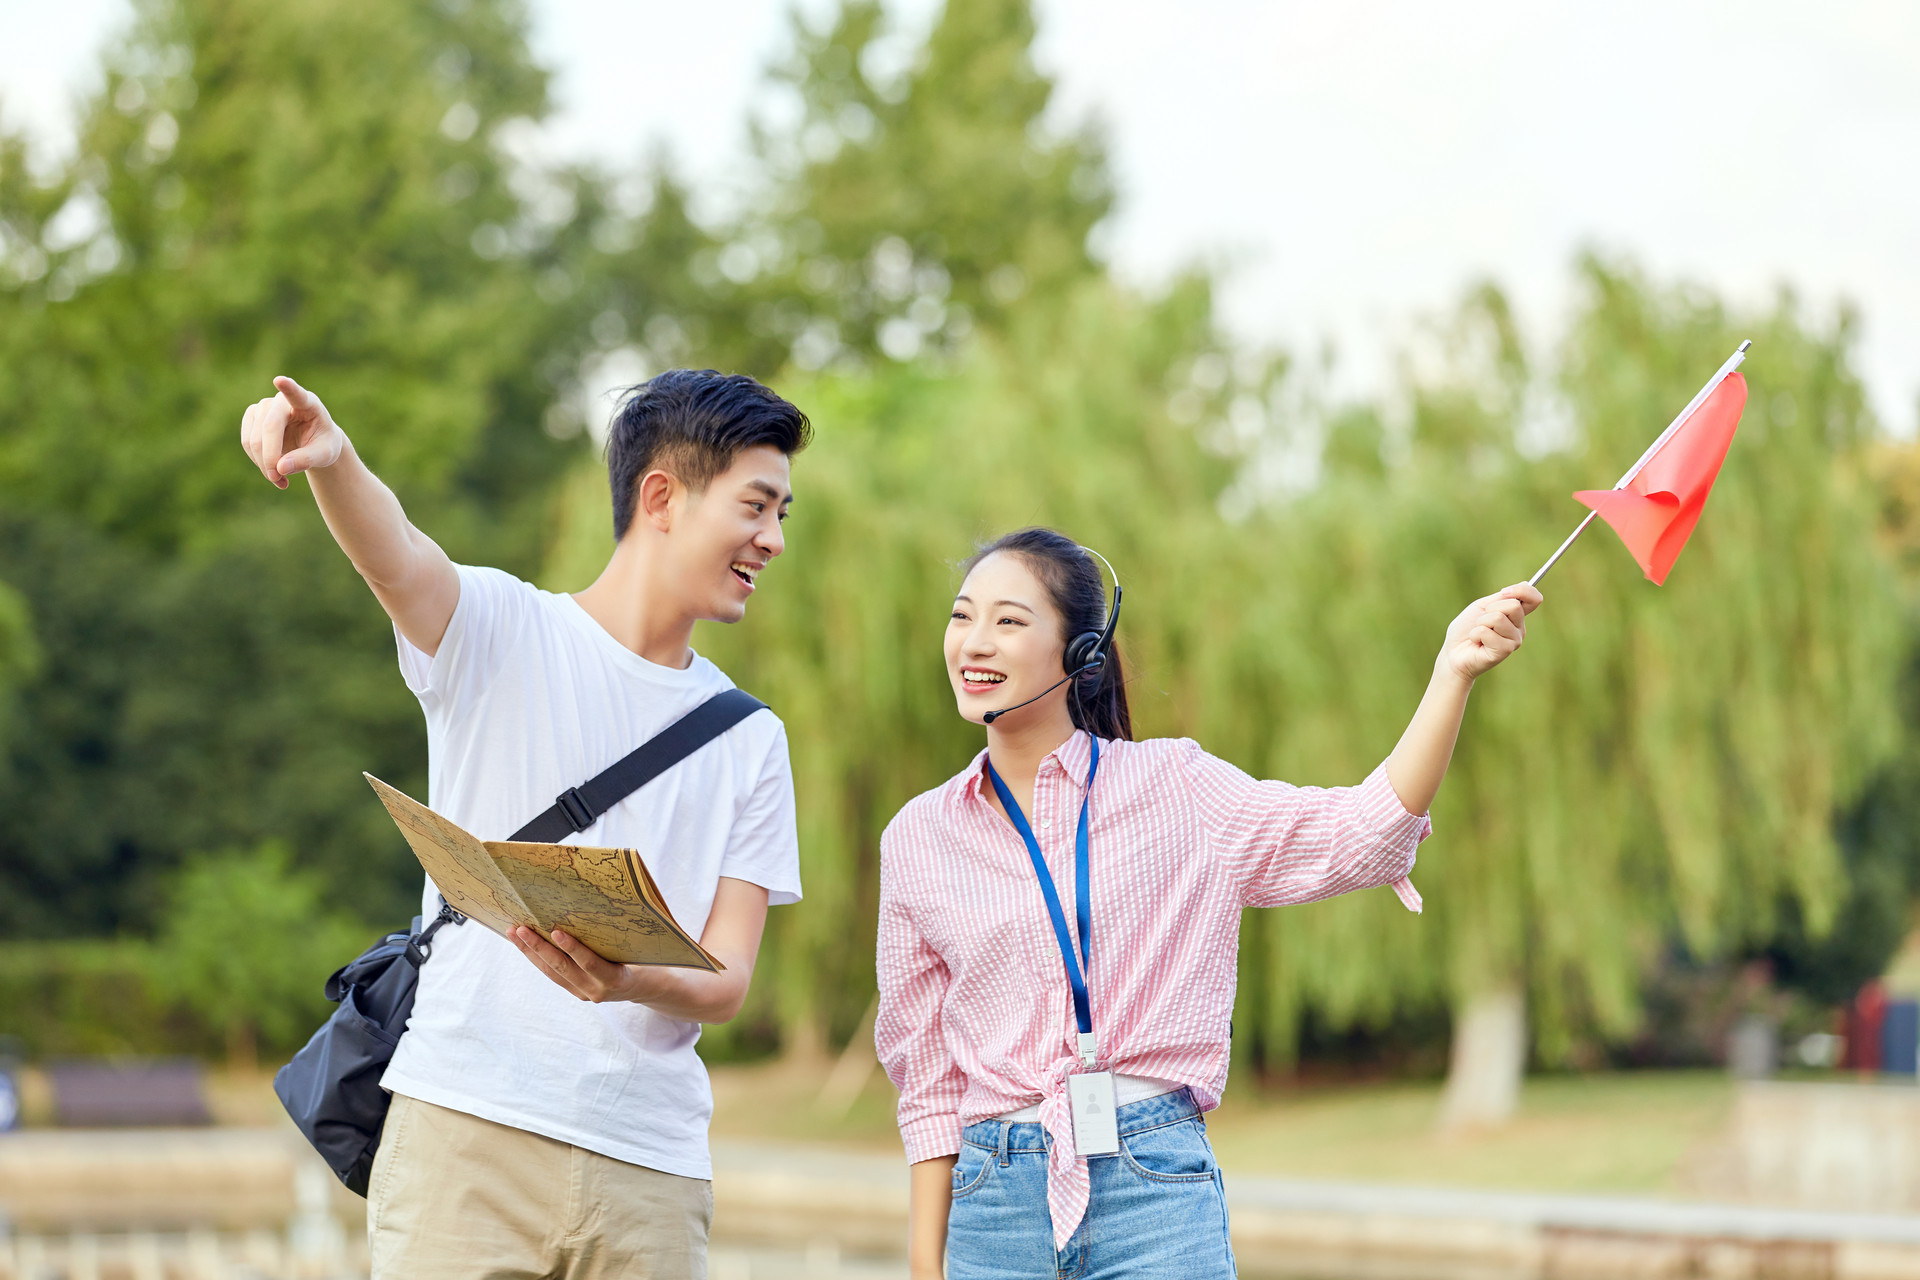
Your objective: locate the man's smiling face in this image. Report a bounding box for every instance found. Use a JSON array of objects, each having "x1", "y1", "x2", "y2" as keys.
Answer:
[{"x1": 662, "y1": 443, "x2": 793, "y2": 625}]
